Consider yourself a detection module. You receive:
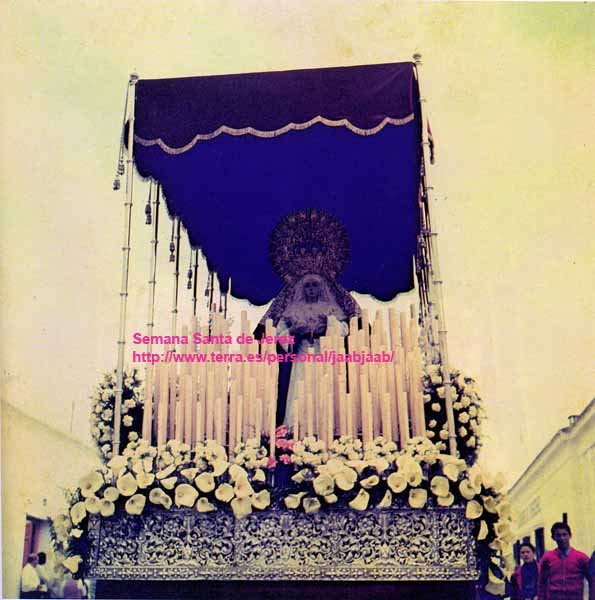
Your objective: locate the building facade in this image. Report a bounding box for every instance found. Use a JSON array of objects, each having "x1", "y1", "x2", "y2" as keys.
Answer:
[
  {"x1": 1, "y1": 401, "x2": 98, "y2": 599},
  {"x1": 508, "y1": 397, "x2": 595, "y2": 563}
]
